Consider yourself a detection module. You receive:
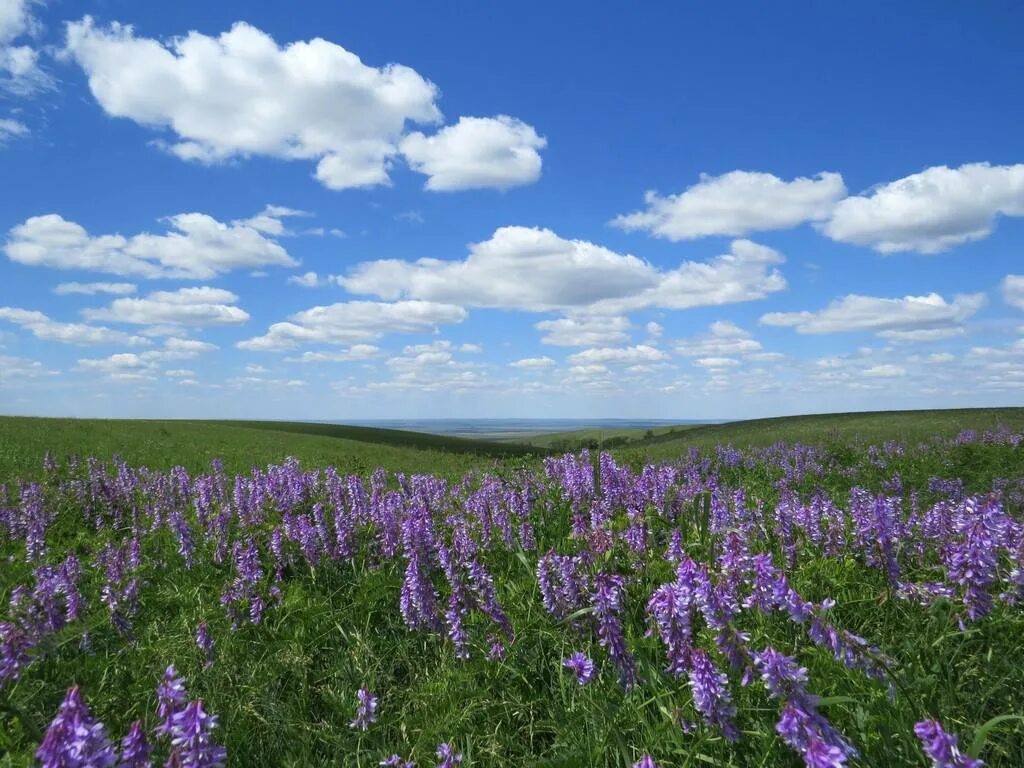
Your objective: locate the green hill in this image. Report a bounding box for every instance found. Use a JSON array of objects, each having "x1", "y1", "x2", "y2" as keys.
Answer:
[{"x1": 0, "y1": 417, "x2": 537, "y2": 480}]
